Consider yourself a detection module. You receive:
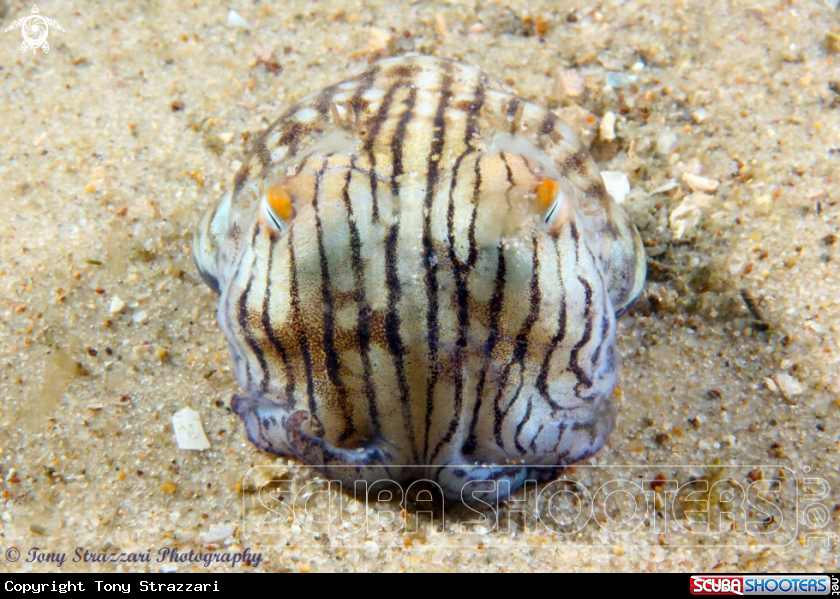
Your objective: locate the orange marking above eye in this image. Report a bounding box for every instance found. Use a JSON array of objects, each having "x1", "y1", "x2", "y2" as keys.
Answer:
[
  {"x1": 536, "y1": 178, "x2": 559, "y2": 212},
  {"x1": 266, "y1": 183, "x2": 295, "y2": 221}
]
